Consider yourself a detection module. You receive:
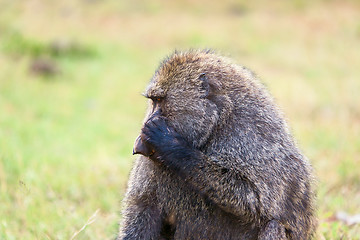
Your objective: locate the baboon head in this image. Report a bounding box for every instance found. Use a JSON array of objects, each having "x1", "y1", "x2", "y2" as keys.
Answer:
[{"x1": 139, "y1": 50, "x2": 236, "y2": 150}]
